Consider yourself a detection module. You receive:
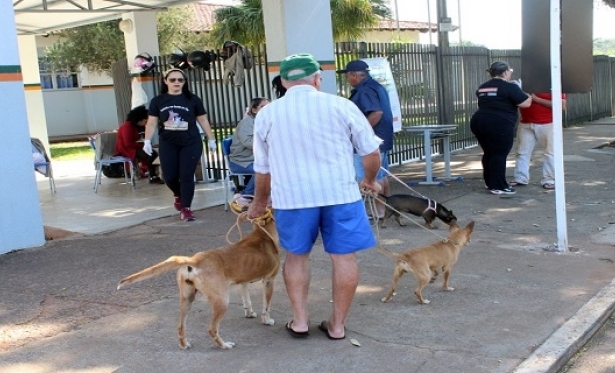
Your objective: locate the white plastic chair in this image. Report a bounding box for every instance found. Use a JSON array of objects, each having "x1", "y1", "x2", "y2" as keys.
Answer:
[
  {"x1": 222, "y1": 137, "x2": 253, "y2": 211},
  {"x1": 88, "y1": 133, "x2": 136, "y2": 193},
  {"x1": 31, "y1": 138, "x2": 56, "y2": 193}
]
